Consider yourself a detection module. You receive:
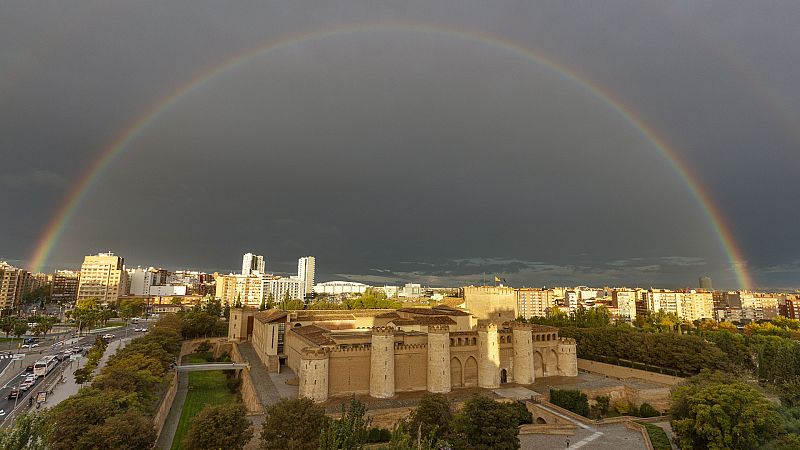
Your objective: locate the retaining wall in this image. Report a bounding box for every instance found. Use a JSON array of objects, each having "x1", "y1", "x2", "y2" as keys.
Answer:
[
  {"x1": 577, "y1": 359, "x2": 684, "y2": 385},
  {"x1": 153, "y1": 372, "x2": 179, "y2": 439}
]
